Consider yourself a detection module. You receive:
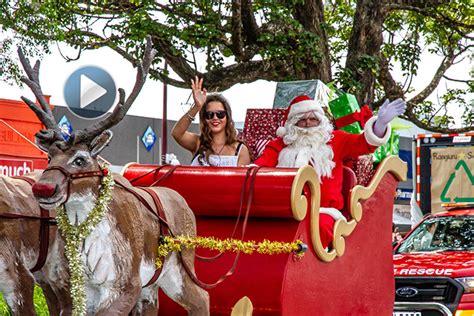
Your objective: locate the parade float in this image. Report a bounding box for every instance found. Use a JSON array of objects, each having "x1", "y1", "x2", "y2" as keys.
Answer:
[
  {"x1": 122, "y1": 156, "x2": 406, "y2": 315},
  {"x1": 0, "y1": 54, "x2": 408, "y2": 314},
  {"x1": 120, "y1": 91, "x2": 408, "y2": 315}
]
